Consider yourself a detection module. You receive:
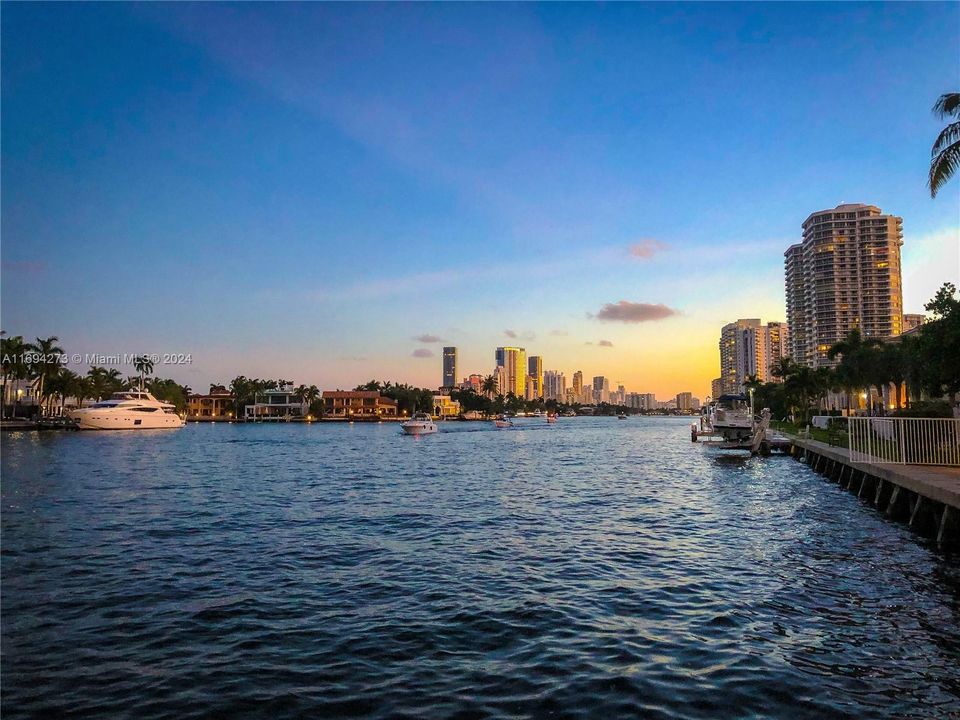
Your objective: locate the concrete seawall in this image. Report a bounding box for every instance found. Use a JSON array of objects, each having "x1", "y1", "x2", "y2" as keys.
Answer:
[{"x1": 790, "y1": 437, "x2": 959, "y2": 547}]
